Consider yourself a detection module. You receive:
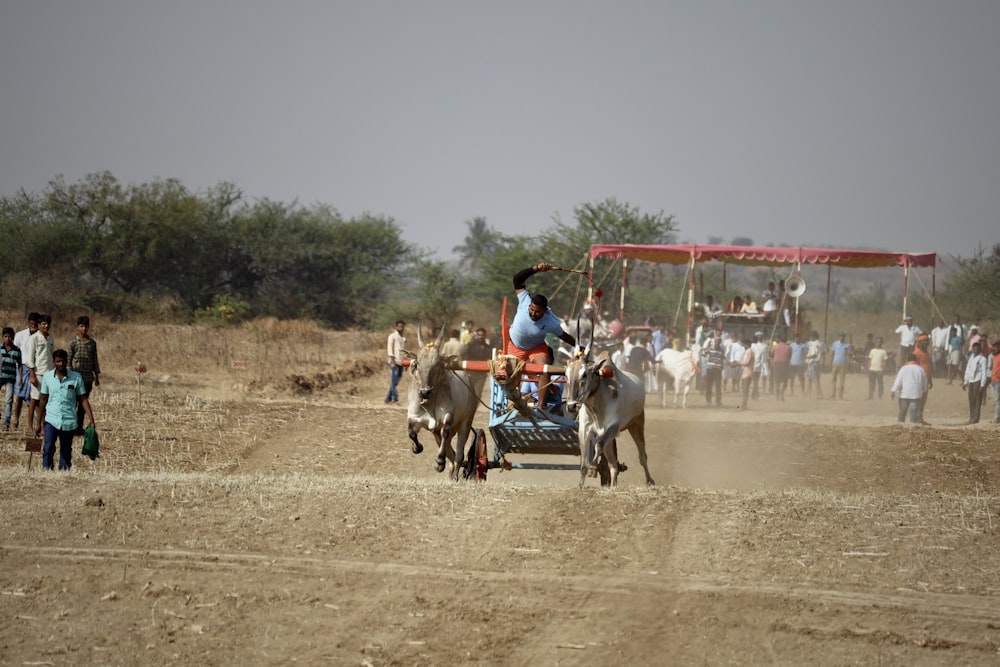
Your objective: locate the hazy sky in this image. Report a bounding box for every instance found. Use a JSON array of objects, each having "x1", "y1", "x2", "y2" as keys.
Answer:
[{"x1": 2, "y1": 1, "x2": 998, "y2": 259}]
